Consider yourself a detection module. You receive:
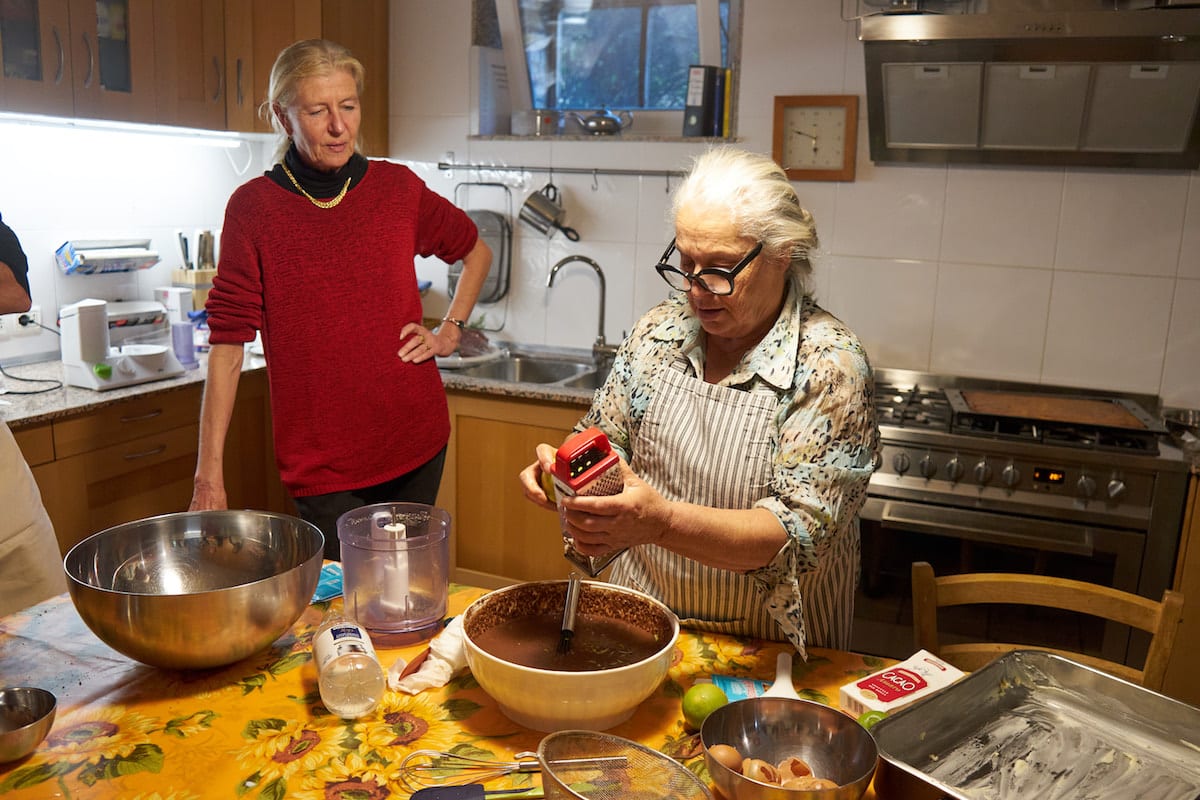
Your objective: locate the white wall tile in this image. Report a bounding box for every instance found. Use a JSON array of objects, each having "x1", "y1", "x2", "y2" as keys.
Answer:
[
  {"x1": 830, "y1": 164, "x2": 948, "y2": 261},
  {"x1": 1055, "y1": 170, "x2": 1190, "y2": 277},
  {"x1": 1042, "y1": 271, "x2": 1174, "y2": 394},
  {"x1": 823, "y1": 255, "x2": 938, "y2": 371},
  {"x1": 1180, "y1": 172, "x2": 1200, "y2": 281},
  {"x1": 930, "y1": 263, "x2": 1052, "y2": 382},
  {"x1": 1161, "y1": 278, "x2": 1200, "y2": 409},
  {"x1": 941, "y1": 165, "x2": 1063, "y2": 268}
]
